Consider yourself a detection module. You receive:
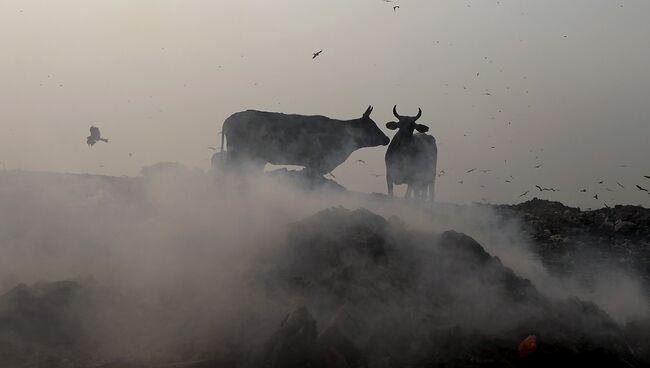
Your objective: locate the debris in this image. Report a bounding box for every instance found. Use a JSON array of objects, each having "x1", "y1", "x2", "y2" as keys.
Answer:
[{"x1": 518, "y1": 335, "x2": 537, "y2": 357}]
